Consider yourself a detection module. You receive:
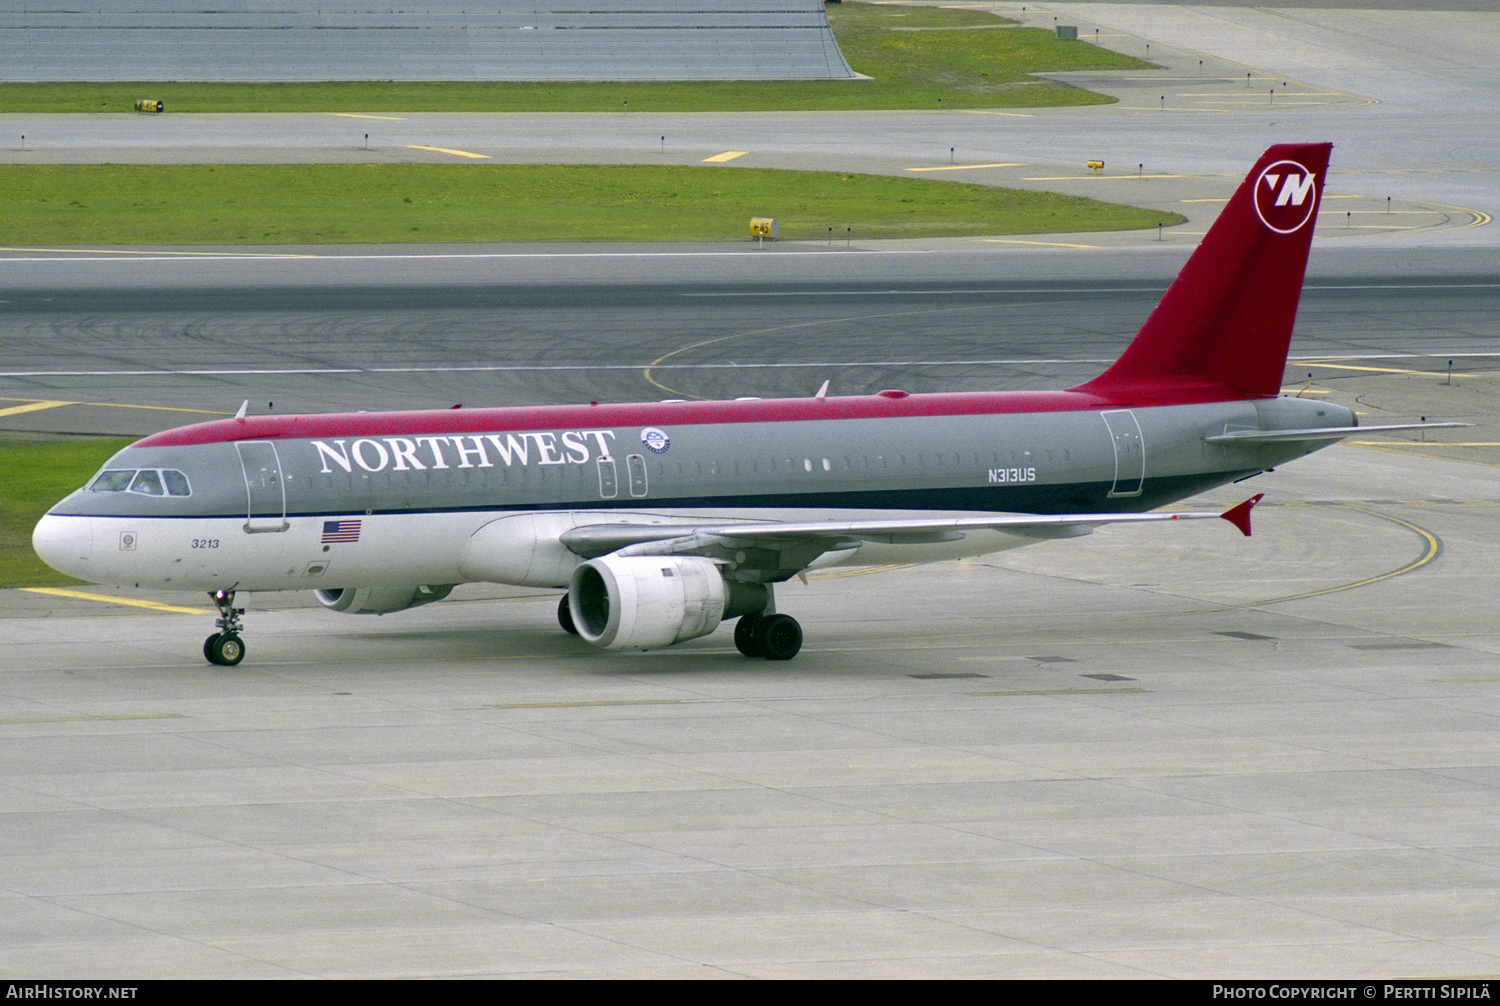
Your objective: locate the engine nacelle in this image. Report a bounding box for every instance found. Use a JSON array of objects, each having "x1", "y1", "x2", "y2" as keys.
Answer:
[
  {"x1": 568, "y1": 555, "x2": 767, "y2": 650},
  {"x1": 314, "y1": 584, "x2": 454, "y2": 615}
]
